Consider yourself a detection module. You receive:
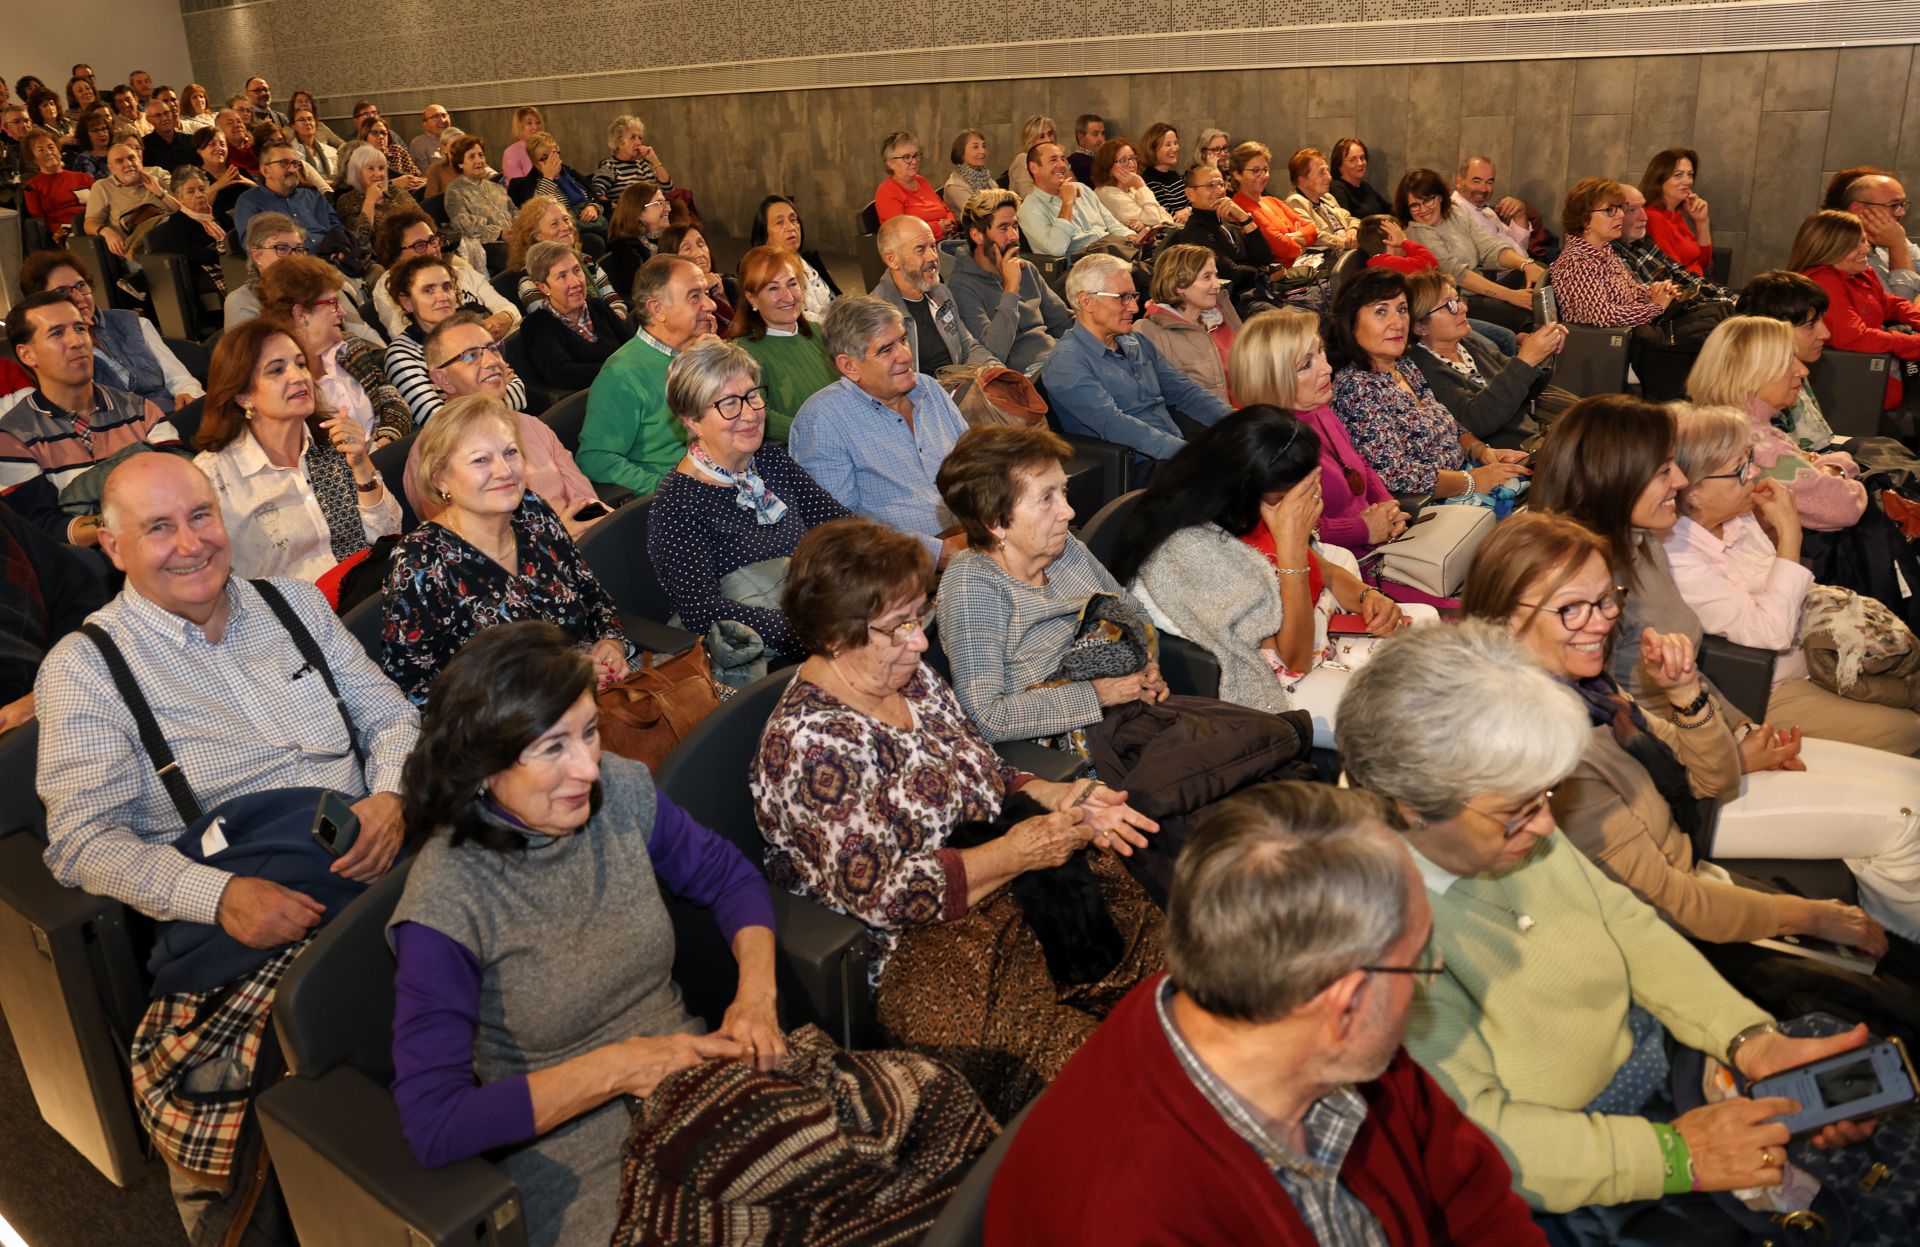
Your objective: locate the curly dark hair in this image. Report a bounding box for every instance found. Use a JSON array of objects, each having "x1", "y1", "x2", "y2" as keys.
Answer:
[{"x1": 400, "y1": 621, "x2": 599, "y2": 854}]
